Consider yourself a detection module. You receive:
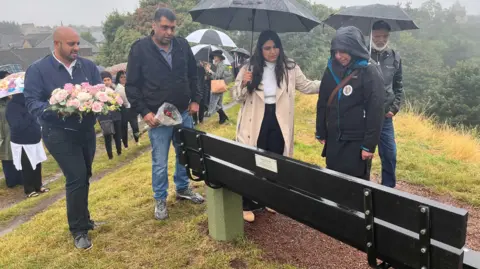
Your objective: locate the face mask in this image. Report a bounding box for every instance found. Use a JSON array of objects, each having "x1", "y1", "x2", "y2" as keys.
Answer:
[{"x1": 372, "y1": 40, "x2": 389, "y2": 52}]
